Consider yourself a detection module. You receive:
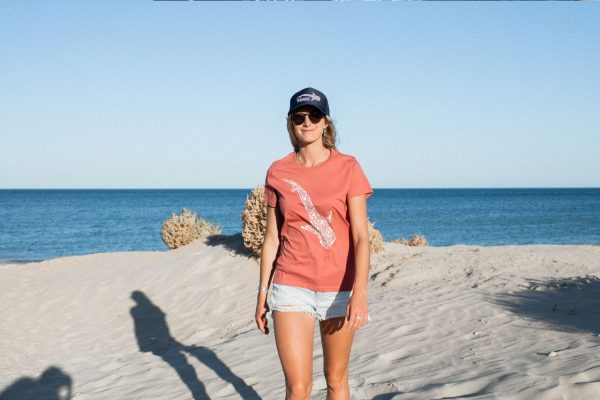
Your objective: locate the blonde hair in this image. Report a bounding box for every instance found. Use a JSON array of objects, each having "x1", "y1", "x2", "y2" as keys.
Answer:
[{"x1": 286, "y1": 114, "x2": 337, "y2": 152}]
